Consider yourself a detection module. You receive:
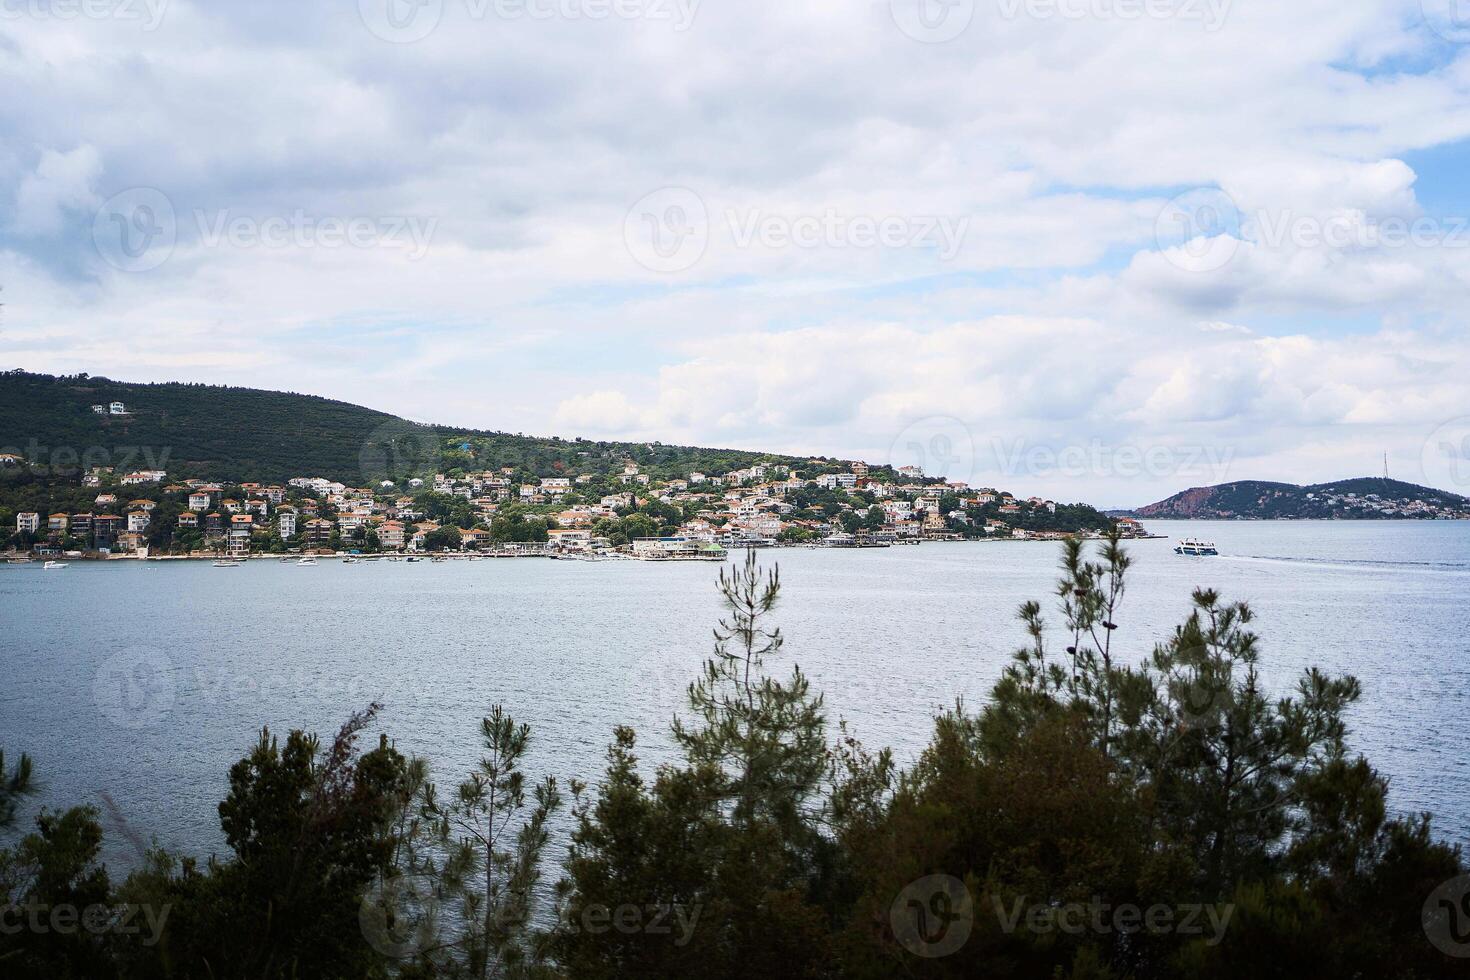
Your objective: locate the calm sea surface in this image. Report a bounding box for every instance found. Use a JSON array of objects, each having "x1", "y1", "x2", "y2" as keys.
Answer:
[{"x1": 3, "y1": 520, "x2": 1467, "y2": 871}]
